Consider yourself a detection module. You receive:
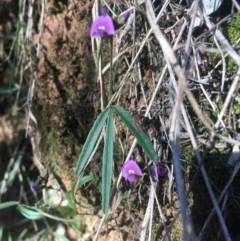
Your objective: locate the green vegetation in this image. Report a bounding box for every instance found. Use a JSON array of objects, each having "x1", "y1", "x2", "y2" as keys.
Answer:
[
  {"x1": 1, "y1": 0, "x2": 240, "y2": 240},
  {"x1": 209, "y1": 13, "x2": 240, "y2": 72}
]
